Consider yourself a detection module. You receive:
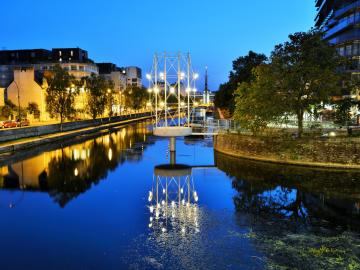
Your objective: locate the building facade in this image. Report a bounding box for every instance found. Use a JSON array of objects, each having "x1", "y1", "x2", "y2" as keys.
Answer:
[
  {"x1": 0, "y1": 48, "x2": 98, "y2": 89},
  {"x1": 6, "y1": 67, "x2": 49, "y2": 121},
  {"x1": 97, "y1": 63, "x2": 143, "y2": 113},
  {"x1": 0, "y1": 48, "x2": 142, "y2": 120},
  {"x1": 125, "y1": 66, "x2": 142, "y2": 87},
  {"x1": 316, "y1": 0, "x2": 360, "y2": 78}
]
